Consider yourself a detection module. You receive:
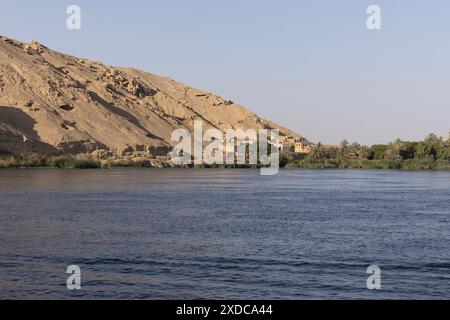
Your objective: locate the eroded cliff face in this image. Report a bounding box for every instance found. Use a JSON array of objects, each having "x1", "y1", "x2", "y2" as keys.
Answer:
[{"x1": 0, "y1": 35, "x2": 301, "y2": 160}]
